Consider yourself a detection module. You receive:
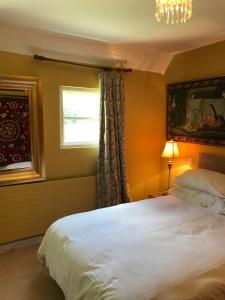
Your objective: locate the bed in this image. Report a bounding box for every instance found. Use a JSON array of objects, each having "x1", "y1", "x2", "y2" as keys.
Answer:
[{"x1": 38, "y1": 153, "x2": 225, "y2": 300}]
